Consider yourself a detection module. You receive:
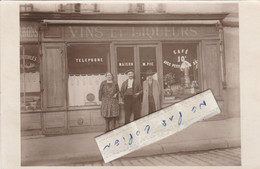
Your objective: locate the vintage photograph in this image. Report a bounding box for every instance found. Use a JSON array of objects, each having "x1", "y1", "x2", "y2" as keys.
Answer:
[{"x1": 20, "y1": 2, "x2": 240, "y2": 166}]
